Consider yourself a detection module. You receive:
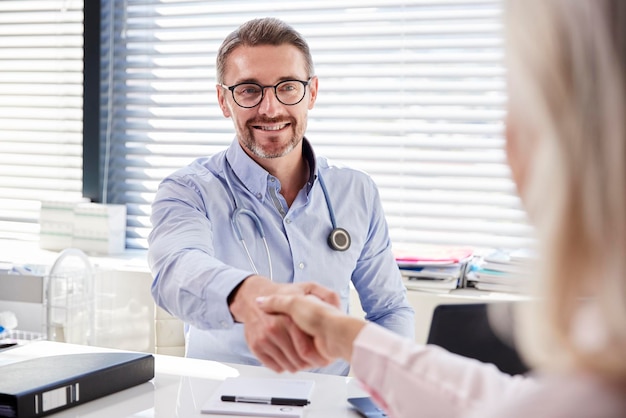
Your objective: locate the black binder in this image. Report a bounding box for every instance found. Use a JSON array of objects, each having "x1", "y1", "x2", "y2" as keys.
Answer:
[{"x1": 0, "y1": 352, "x2": 154, "y2": 418}]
